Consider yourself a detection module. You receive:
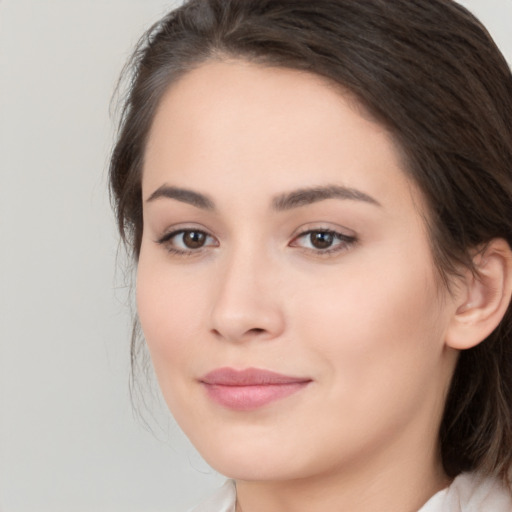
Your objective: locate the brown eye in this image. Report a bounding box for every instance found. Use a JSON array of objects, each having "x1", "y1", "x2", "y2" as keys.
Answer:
[
  {"x1": 290, "y1": 228, "x2": 356, "y2": 255},
  {"x1": 309, "y1": 231, "x2": 334, "y2": 249},
  {"x1": 182, "y1": 230, "x2": 207, "y2": 249},
  {"x1": 157, "y1": 229, "x2": 218, "y2": 254}
]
